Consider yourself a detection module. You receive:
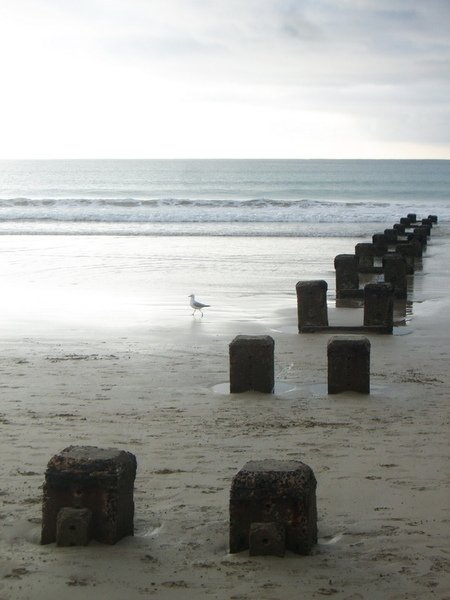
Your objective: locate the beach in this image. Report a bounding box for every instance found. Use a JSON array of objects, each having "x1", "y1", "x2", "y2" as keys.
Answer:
[{"x1": 0, "y1": 230, "x2": 449, "y2": 600}]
